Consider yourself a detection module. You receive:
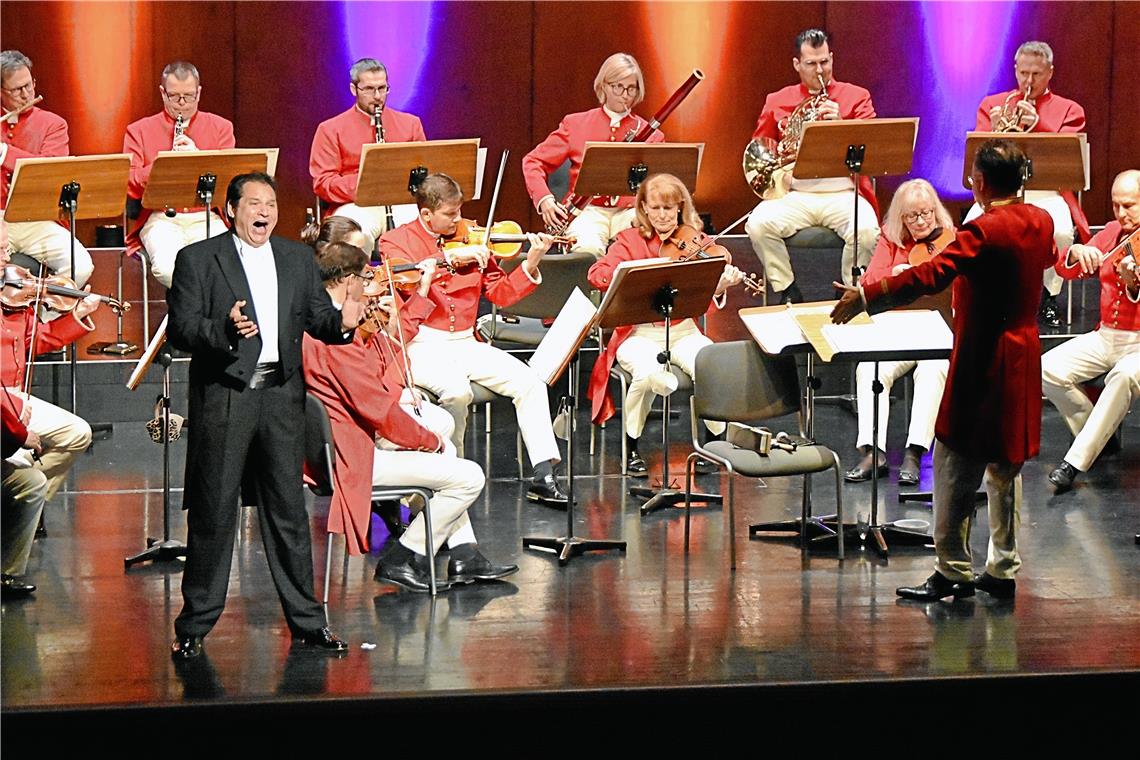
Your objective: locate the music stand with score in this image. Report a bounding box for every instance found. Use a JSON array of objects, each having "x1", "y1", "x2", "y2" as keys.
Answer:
[{"x1": 357, "y1": 139, "x2": 481, "y2": 211}]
